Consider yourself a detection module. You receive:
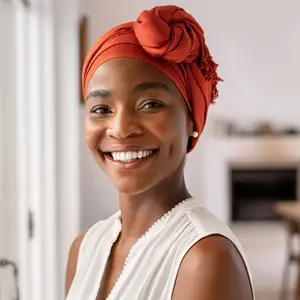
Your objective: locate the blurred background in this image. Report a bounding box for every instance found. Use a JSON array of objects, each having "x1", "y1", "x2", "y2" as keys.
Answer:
[{"x1": 1, "y1": 0, "x2": 300, "y2": 299}]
